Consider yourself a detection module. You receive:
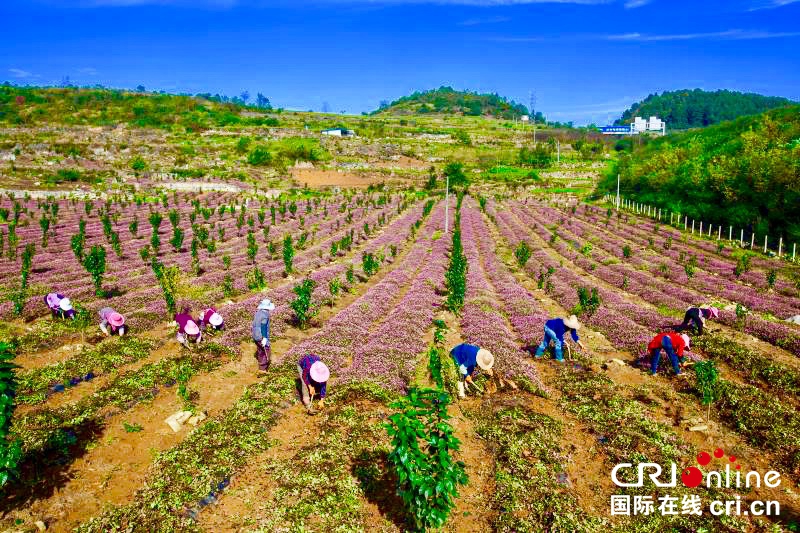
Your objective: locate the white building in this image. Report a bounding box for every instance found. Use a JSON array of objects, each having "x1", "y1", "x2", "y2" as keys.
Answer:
[
  {"x1": 321, "y1": 127, "x2": 355, "y2": 137},
  {"x1": 631, "y1": 116, "x2": 665, "y2": 134}
]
